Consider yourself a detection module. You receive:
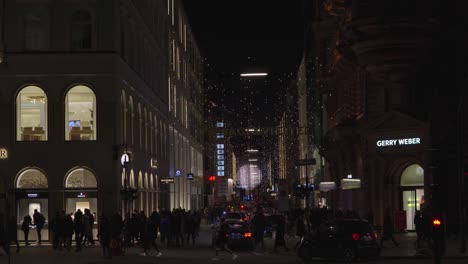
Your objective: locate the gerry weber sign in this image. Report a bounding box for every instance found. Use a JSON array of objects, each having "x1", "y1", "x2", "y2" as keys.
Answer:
[{"x1": 376, "y1": 137, "x2": 421, "y2": 147}]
